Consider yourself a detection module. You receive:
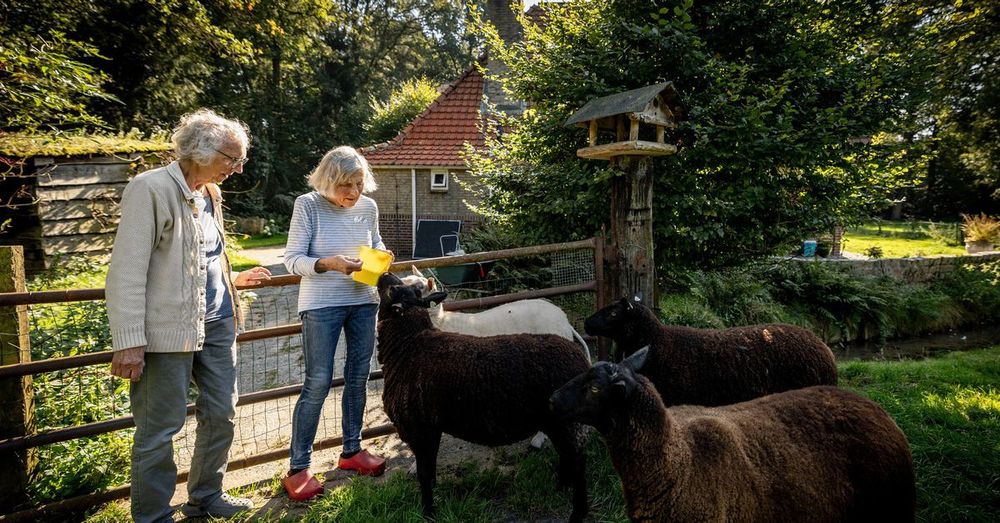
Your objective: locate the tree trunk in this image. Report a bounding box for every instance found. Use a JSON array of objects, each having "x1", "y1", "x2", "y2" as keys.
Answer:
[{"x1": 609, "y1": 156, "x2": 655, "y2": 307}]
